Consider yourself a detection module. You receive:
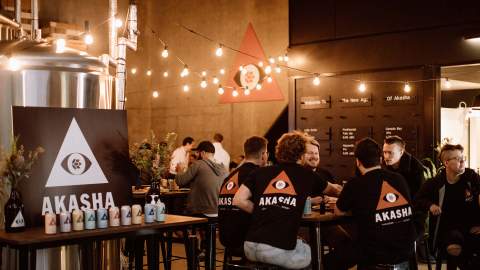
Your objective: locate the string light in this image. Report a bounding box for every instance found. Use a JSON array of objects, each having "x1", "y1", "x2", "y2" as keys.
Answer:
[
  {"x1": 131, "y1": 68, "x2": 137, "y2": 74},
  {"x1": 445, "y1": 78, "x2": 452, "y2": 89},
  {"x1": 200, "y1": 78, "x2": 207, "y2": 88},
  {"x1": 181, "y1": 65, "x2": 189, "y2": 77},
  {"x1": 84, "y1": 34, "x2": 93, "y2": 45},
  {"x1": 278, "y1": 56, "x2": 284, "y2": 62},
  {"x1": 265, "y1": 65, "x2": 272, "y2": 74},
  {"x1": 239, "y1": 65, "x2": 244, "y2": 71},
  {"x1": 152, "y1": 91, "x2": 159, "y2": 98},
  {"x1": 161, "y1": 46, "x2": 169, "y2": 58},
  {"x1": 313, "y1": 75, "x2": 320, "y2": 86},
  {"x1": 183, "y1": 84, "x2": 190, "y2": 92},
  {"x1": 232, "y1": 88, "x2": 239, "y2": 97},
  {"x1": 201, "y1": 71, "x2": 207, "y2": 76},
  {"x1": 404, "y1": 82, "x2": 411, "y2": 93},
  {"x1": 256, "y1": 84, "x2": 262, "y2": 90},
  {"x1": 284, "y1": 54, "x2": 289, "y2": 62},
  {"x1": 218, "y1": 85, "x2": 224, "y2": 95},
  {"x1": 267, "y1": 76, "x2": 272, "y2": 83},
  {"x1": 146, "y1": 70, "x2": 152, "y2": 76},
  {"x1": 269, "y1": 57, "x2": 275, "y2": 64},
  {"x1": 56, "y1": 38, "x2": 66, "y2": 53},
  {"x1": 163, "y1": 71, "x2": 169, "y2": 77},
  {"x1": 258, "y1": 61, "x2": 264, "y2": 67},
  {"x1": 220, "y1": 68, "x2": 225, "y2": 75},
  {"x1": 275, "y1": 66, "x2": 281, "y2": 73},
  {"x1": 212, "y1": 76, "x2": 219, "y2": 84},
  {"x1": 215, "y1": 44, "x2": 223, "y2": 57},
  {"x1": 115, "y1": 18, "x2": 122, "y2": 28},
  {"x1": 358, "y1": 82, "x2": 367, "y2": 92},
  {"x1": 7, "y1": 57, "x2": 21, "y2": 71},
  {"x1": 244, "y1": 89, "x2": 251, "y2": 95}
]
